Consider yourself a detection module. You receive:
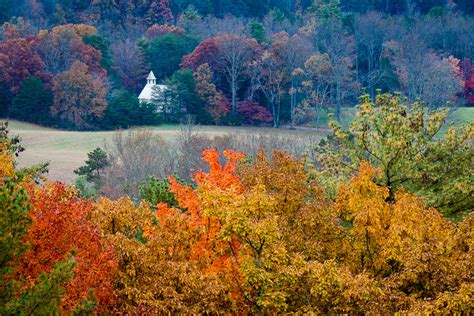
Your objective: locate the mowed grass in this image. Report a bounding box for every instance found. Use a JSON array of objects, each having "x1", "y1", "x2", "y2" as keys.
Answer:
[
  {"x1": 5, "y1": 120, "x2": 324, "y2": 183},
  {"x1": 3, "y1": 106, "x2": 472, "y2": 184}
]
